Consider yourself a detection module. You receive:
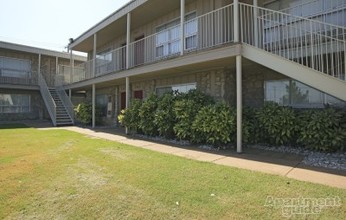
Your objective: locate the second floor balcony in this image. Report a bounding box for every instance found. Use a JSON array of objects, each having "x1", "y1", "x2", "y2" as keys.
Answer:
[{"x1": 59, "y1": 1, "x2": 346, "y2": 87}]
